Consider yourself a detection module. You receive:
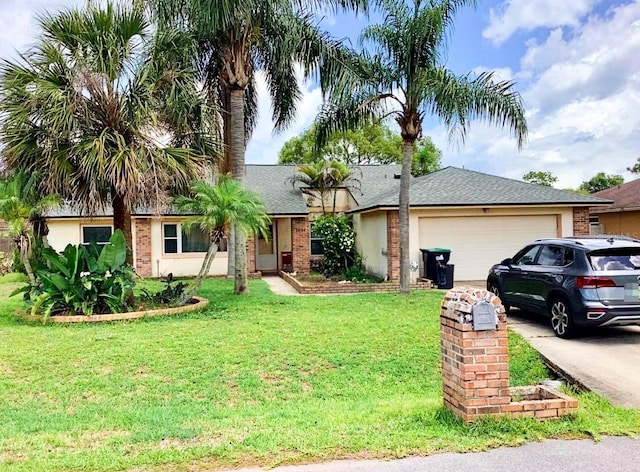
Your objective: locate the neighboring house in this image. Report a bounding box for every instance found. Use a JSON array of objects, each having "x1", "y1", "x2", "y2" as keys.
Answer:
[
  {"x1": 590, "y1": 179, "x2": 640, "y2": 239},
  {"x1": 45, "y1": 165, "x2": 611, "y2": 282}
]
